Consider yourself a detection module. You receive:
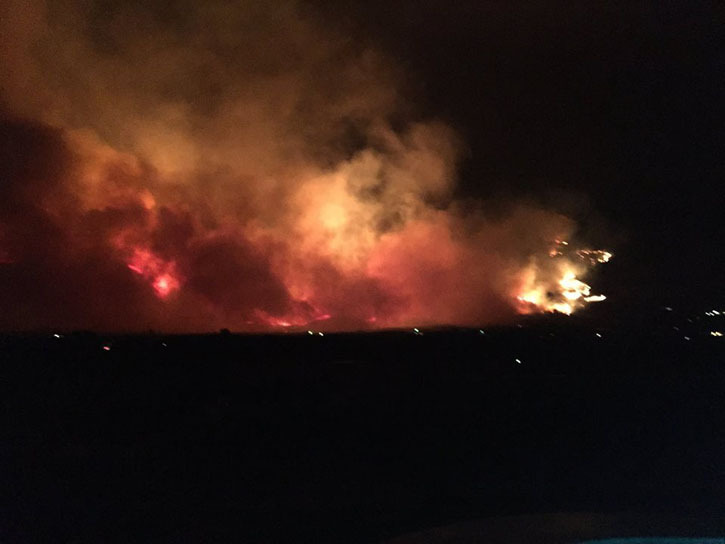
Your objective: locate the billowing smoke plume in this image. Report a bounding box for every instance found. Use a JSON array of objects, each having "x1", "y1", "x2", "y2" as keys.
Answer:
[{"x1": 0, "y1": 0, "x2": 609, "y2": 332}]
